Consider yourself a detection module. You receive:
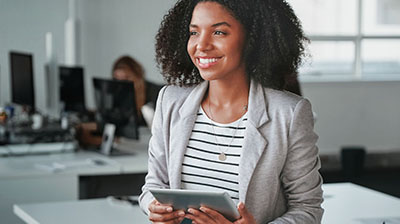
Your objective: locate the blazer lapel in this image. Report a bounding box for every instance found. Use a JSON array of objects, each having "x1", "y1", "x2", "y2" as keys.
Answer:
[
  {"x1": 169, "y1": 81, "x2": 209, "y2": 189},
  {"x1": 239, "y1": 80, "x2": 269, "y2": 203}
]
